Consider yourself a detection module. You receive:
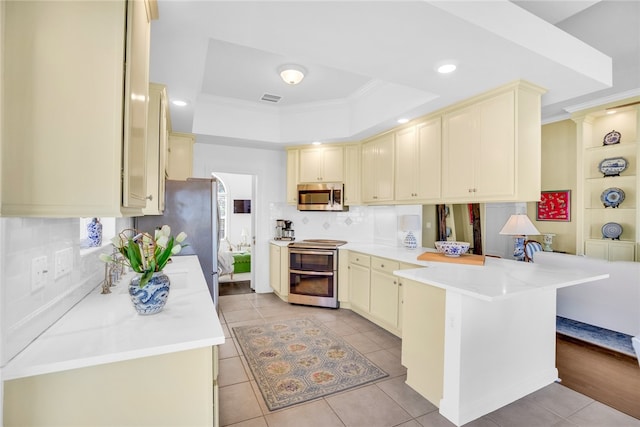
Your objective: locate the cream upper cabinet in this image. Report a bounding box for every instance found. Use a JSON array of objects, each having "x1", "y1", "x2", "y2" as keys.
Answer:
[
  {"x1": 298, "y1": 146, "x2": 344, "y2": 183},
  {"x1": 1, "y1": 0, "x2": 157, "y2": 217},
  {"x1": 395, "y1": 118, "x2": 441, "y2": 202},
  {"x1": 286, "y1": 148, "x2": 299, "y2": 205},
  {"x1": 344, "y1": 144, "x2": 362, "y2": 205},
  {"x1": 167, "y1": 132, "x2": 195, "y2": 181},
  {"x1": 362, "y1": 133, "x2": 395, "y2": 203},
  {"x1": 441, "y1": 81, "x2": 545, "y2": 203},
  {"x1": 143, "y1": 83, "x2": 169, "y2": 215}
]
